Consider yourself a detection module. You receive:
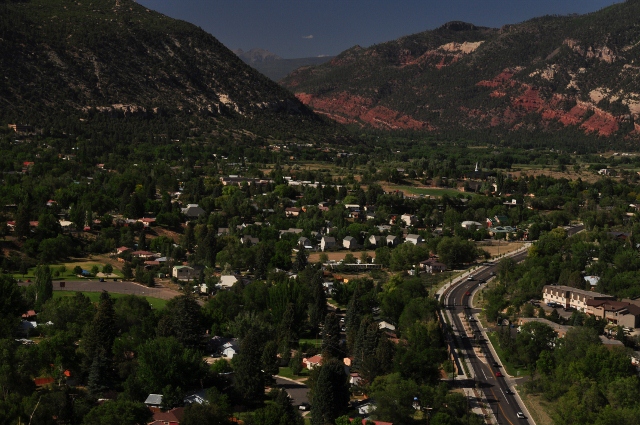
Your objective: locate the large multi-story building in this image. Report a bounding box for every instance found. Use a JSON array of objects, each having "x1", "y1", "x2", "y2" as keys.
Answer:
[{"x1": 542, "y1": 285, "x2": 615, "y2": 312}]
